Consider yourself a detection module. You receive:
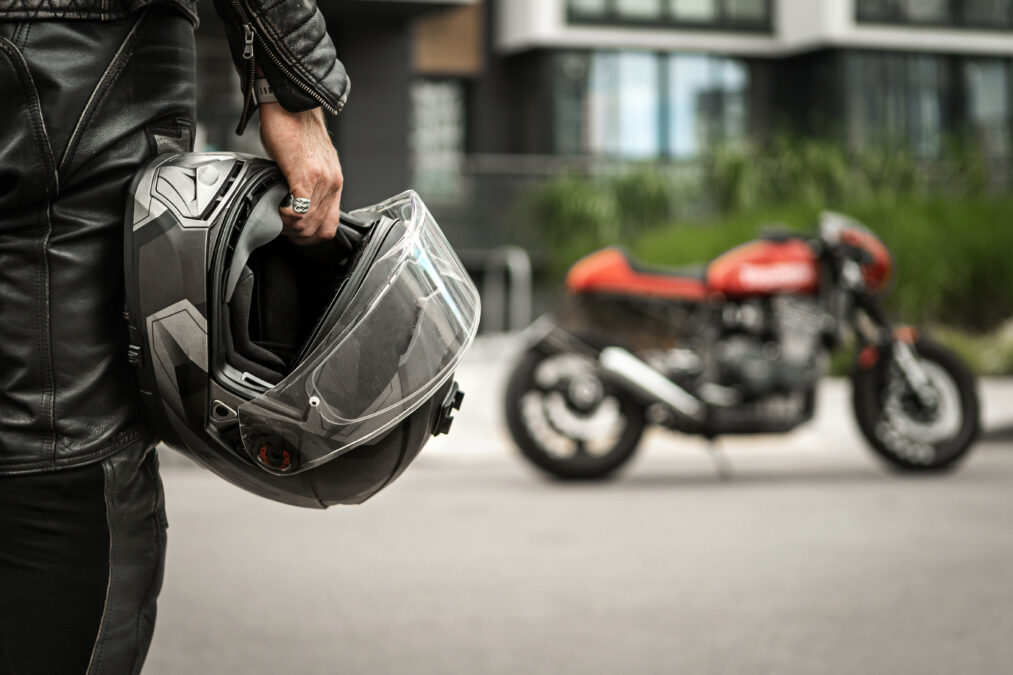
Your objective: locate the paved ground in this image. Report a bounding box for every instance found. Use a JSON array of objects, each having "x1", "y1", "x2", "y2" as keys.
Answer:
[{"x1": 146, "y1": 338, "x2": 1013, "y2": 674}]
